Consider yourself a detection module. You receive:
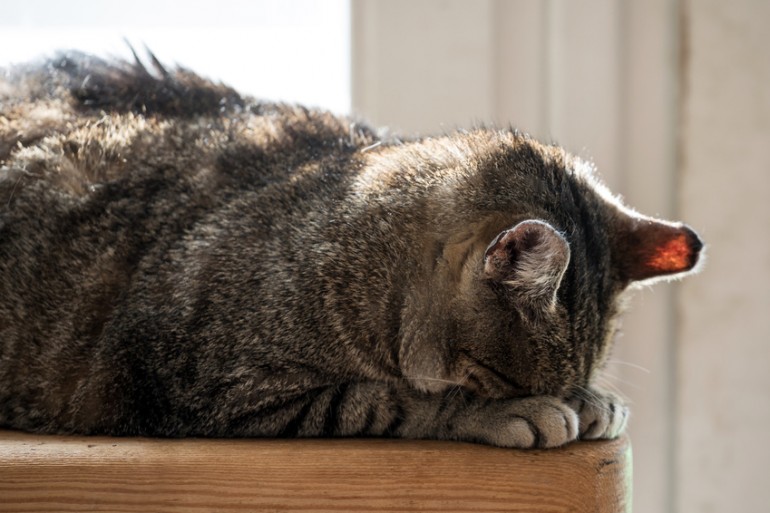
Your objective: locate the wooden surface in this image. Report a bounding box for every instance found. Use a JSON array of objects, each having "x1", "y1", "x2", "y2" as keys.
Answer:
[{"x1": 0, "y1": 430, "x2": 631, "y2": 512}]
